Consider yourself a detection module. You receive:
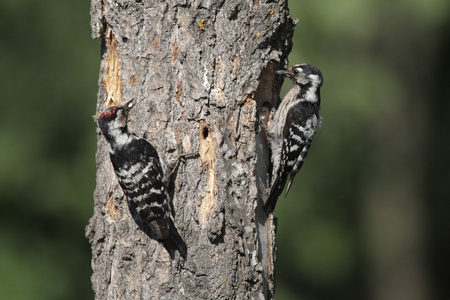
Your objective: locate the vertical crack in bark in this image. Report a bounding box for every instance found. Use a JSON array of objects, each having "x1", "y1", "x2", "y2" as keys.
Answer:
[
  {"x1": 172, "y1": 38, "x2": 179, "y2": 64},
  {"x1": 198, "y1": 121, "x2": 216, "y2": 227},
  {"x1": 254, "y1": 61, "x2": 281, "y2": 298},
  {"x1": 175, "y1": 80, "x2": 183, "y2": 105},
  {"x1": 103, "y1": 24, "x2": 122, "y2": 108},
  {"x1": 267, "y1": 214, "x2": 277, "y2": 298},
  {"x1": 255, "y1": 61, "x2": 279, "y2": 127},
  {"x1": 211, "y1": 58, "x2": 226, "y2": 101}
]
